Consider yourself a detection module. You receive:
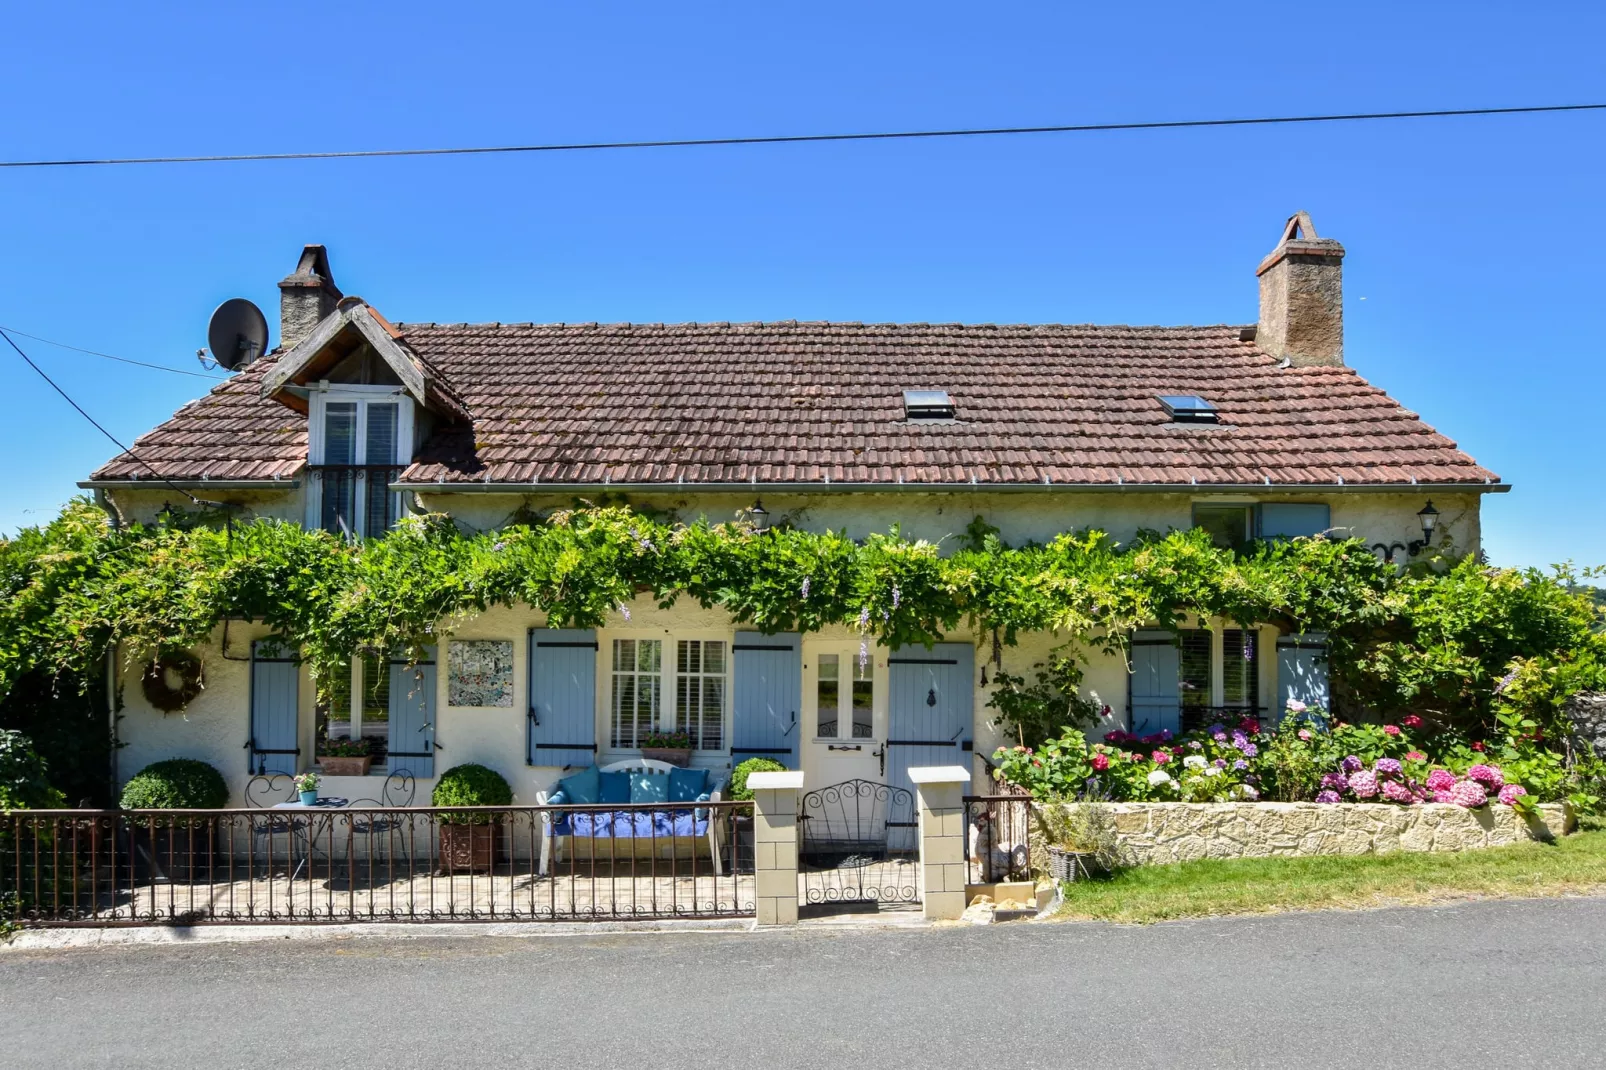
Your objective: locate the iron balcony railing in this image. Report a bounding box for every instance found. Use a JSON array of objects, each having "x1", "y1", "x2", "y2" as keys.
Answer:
[{"x1": 2, "y1": 802, "x2": 754, "y2": 927}]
